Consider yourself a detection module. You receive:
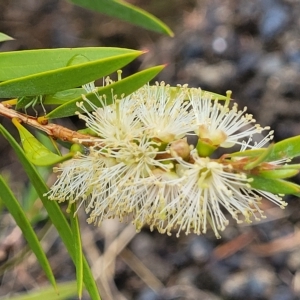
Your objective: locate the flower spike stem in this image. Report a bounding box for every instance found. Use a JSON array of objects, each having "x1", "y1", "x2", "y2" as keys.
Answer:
[{"x1": 0, "y1": 102, "x2": 98, "y2": 146}]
